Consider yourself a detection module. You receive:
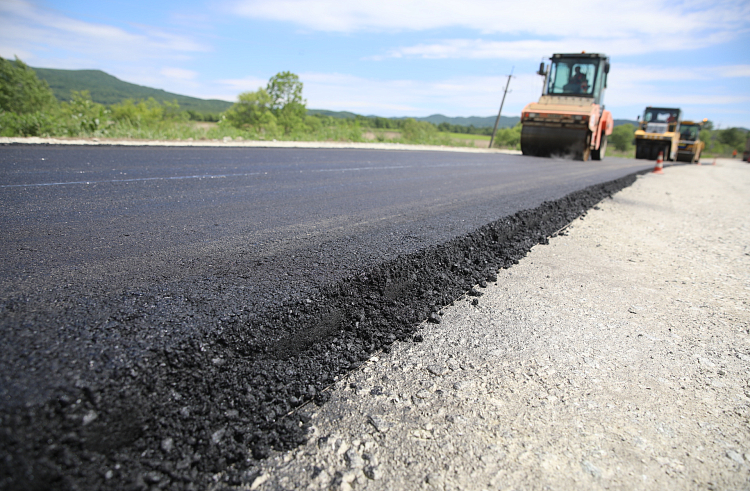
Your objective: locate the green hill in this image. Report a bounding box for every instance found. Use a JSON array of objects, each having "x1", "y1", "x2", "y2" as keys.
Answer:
[
  {"x1": 29, "y1": 66, "x2": 524, "y2": 127},
  {"x1": 614, "y1": 119, "x2": 638, "y2": 127},
  {"x1": 32, "y1": 66, "x2": 233, "y2": 114},
  {"x1": 416, "y1": 114, "x2": 519, "y2": 129},
  {"x1": 307, "y1": 109, "x2": 361, "y2": 119}
]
